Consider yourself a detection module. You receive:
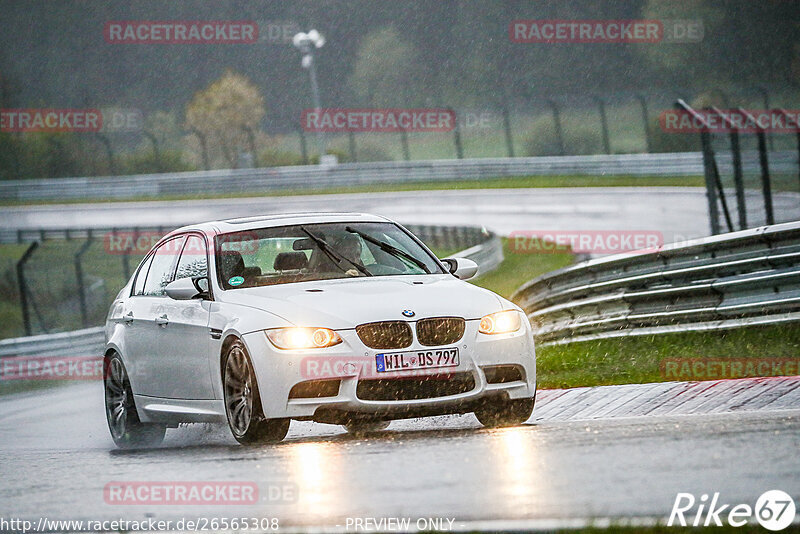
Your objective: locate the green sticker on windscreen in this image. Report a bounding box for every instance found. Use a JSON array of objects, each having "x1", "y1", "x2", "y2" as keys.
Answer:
[{"x1": 228, "y1": 276, "x2": 244, "y2": 286}]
